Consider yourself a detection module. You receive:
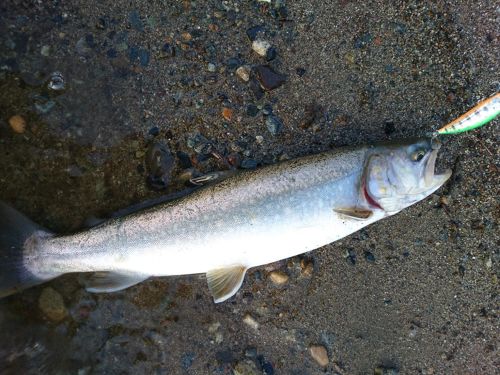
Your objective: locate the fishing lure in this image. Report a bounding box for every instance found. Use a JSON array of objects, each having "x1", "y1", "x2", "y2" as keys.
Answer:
[{"x1": 436, "y1": 92, "x2": 500, "y2": 135}]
